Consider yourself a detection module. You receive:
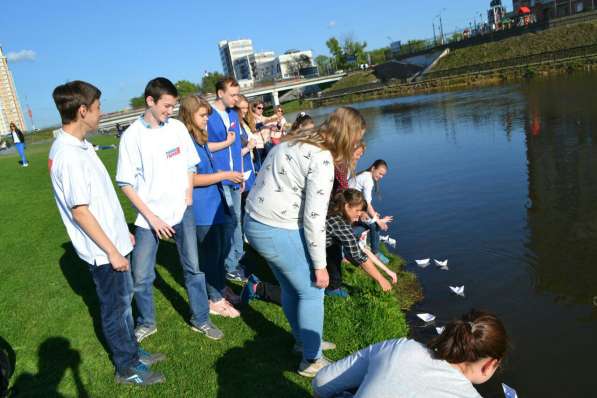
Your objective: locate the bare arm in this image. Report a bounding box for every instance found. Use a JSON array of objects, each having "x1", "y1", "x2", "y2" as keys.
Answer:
[
  {"x1": 362, "y1": 246, "x2": 397, "y2": 284},
  {"x1": 193, "y1": 171, "x2": 243, "y2": 186},
  {"x1": 360, "y1": 257, "x2": 392, "y2": 291},
  {"x1": 71, "y1": 205, "x2": 129, "y2": 271},
  {"x1": 121, "y1": 185, "x2": 175, "y2": 239}
]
